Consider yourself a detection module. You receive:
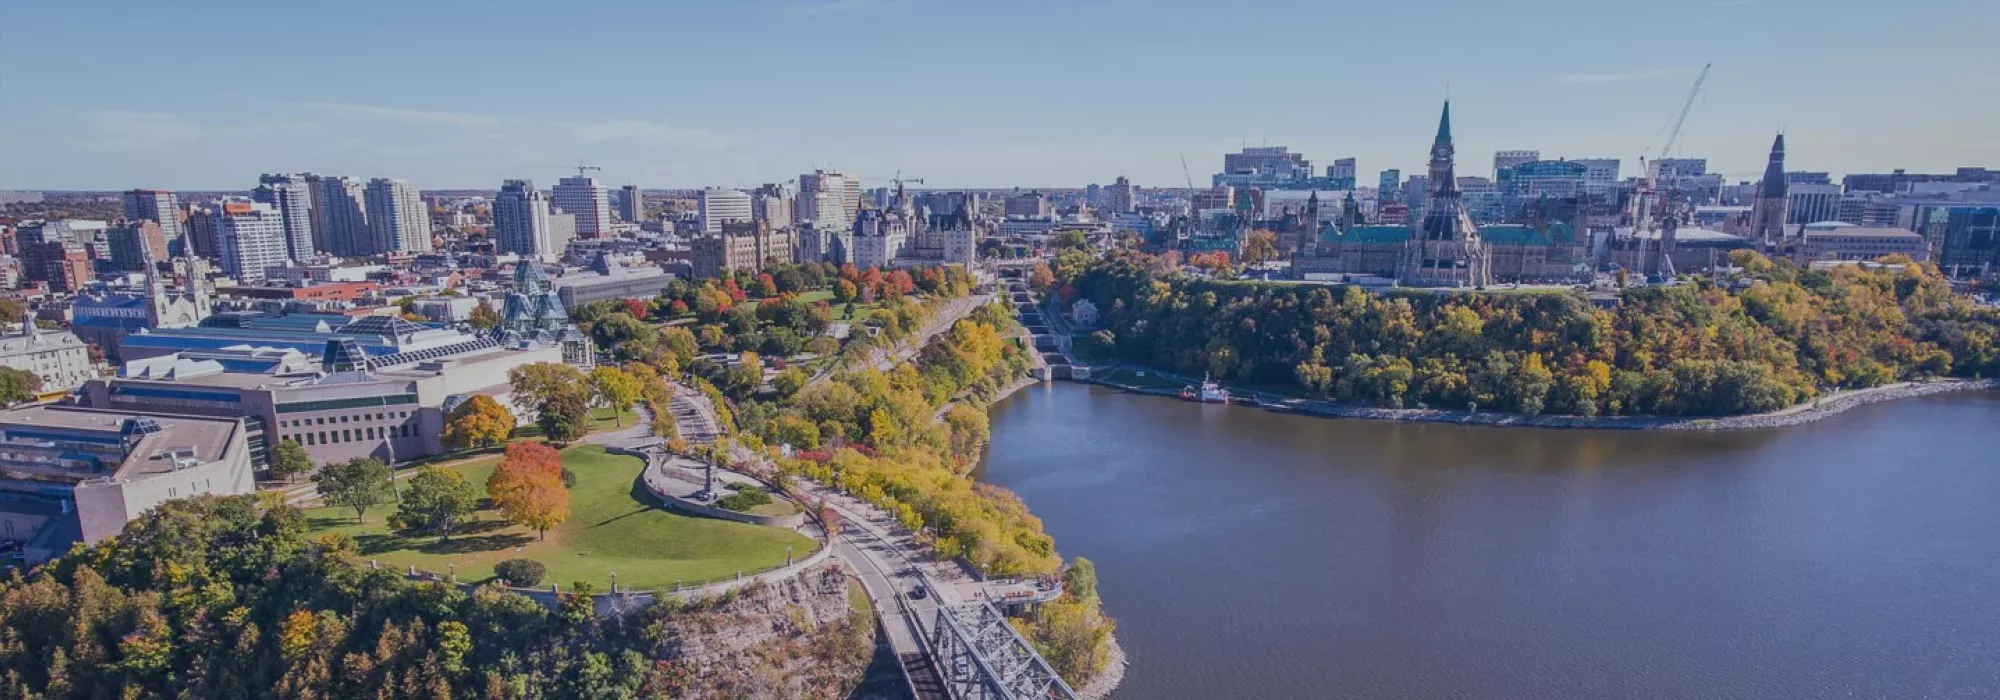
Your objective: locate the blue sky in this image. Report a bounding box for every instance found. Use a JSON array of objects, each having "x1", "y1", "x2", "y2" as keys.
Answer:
[{"x1": 2, "y1": 0, "x2": 1995, "y2": 191}]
